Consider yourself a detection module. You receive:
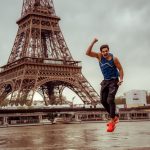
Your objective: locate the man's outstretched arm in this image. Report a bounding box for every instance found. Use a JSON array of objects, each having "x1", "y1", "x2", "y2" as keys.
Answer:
[{"x1": 86, "y1": 38, "x2": 100, "y2": 60}]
